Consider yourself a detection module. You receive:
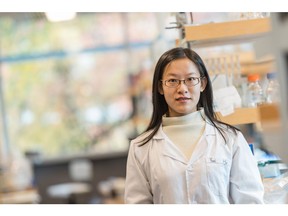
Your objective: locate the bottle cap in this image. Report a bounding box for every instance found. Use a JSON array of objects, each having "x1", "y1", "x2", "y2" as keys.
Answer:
[
  {"x1": 267, "y1": 72, "x2": 277, "y2": 79},
  {"x1": 247, "y1": 74, "x2": 260, "y2": 82}
]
